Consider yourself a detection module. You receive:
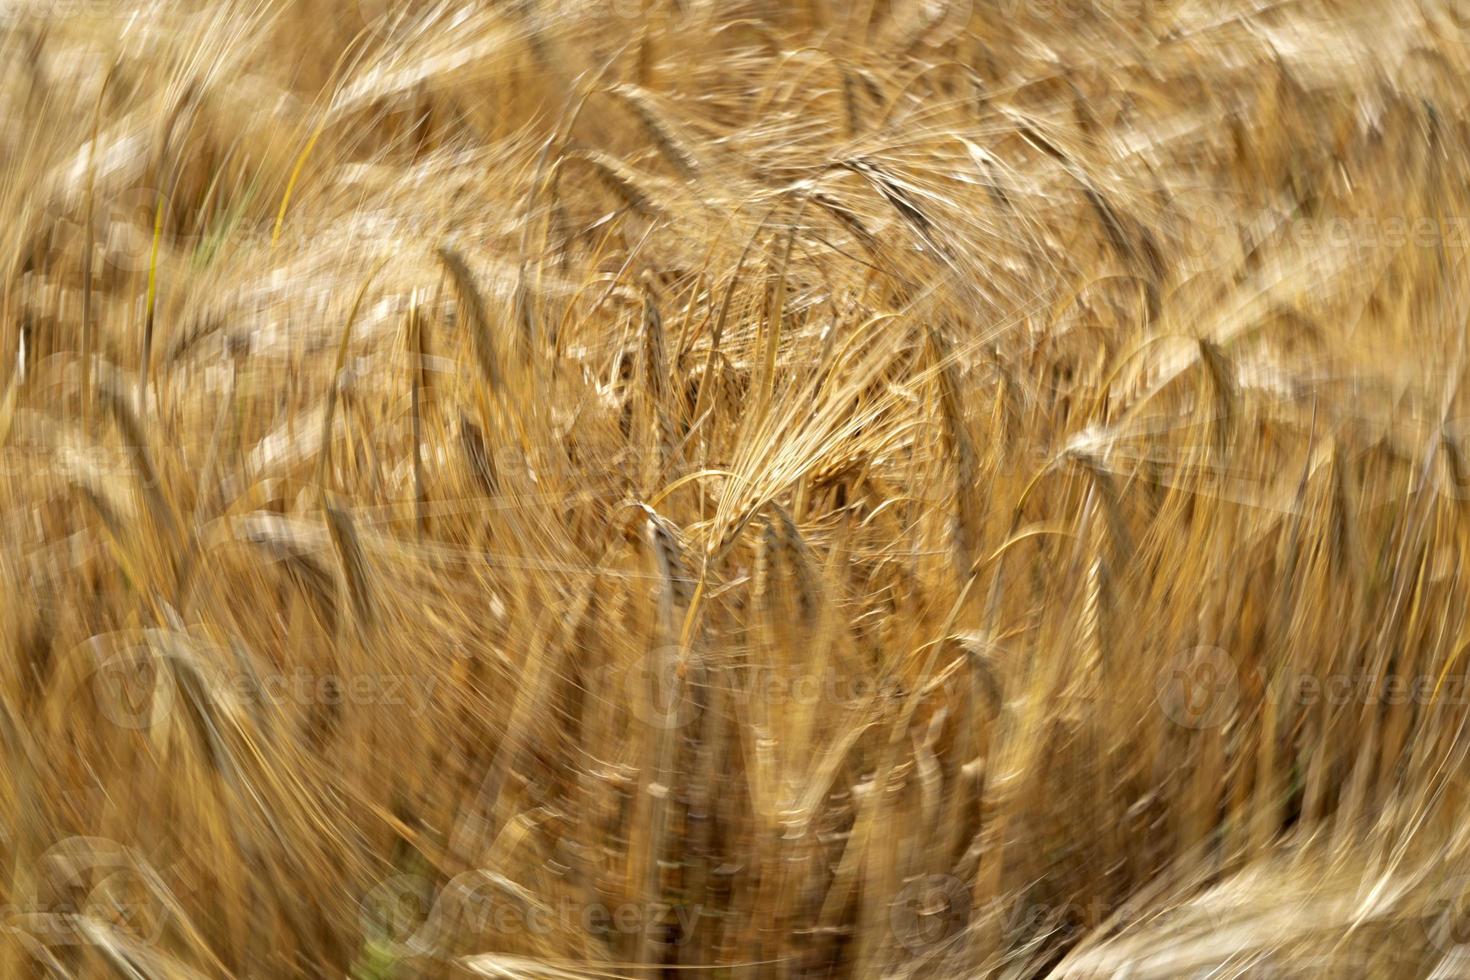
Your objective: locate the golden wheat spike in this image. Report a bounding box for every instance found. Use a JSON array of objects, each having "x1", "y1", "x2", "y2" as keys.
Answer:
[{"x1": 1, "y1": 4, "x2": 1468, "y2": 979}]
